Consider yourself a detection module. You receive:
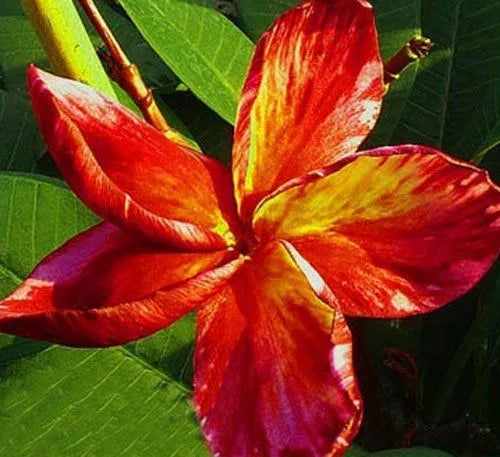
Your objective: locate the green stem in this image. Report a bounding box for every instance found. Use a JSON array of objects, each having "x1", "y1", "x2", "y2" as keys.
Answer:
[{"x1": 21, "y1": 0, "x2": 116, "y2": 98}]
